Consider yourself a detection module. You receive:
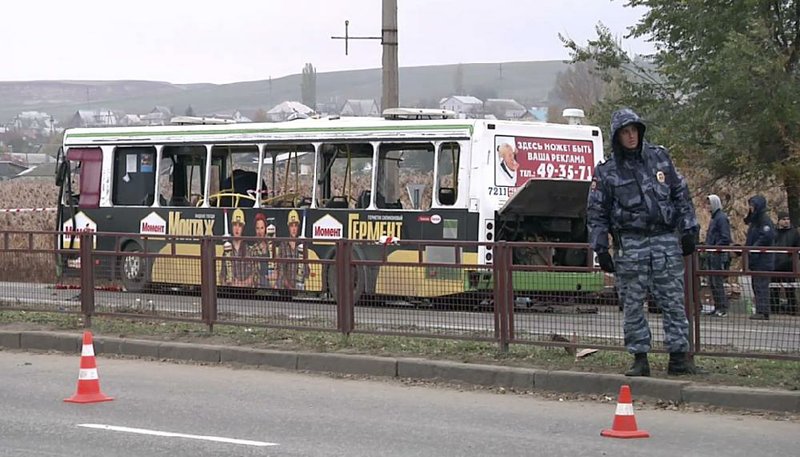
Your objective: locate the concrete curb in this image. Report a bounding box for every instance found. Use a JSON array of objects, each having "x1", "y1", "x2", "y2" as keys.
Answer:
[{"x1": 2, "y1": 330, "x2": 798, "y2": 413}]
